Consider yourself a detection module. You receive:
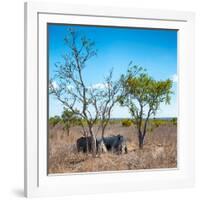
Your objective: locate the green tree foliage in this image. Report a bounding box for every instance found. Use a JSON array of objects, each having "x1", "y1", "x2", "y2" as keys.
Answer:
[
  {"x1": 119, "y1": 65, "x2": 173, "y2": 149},
  {"x1": 61, "y1": 108, "x2": 80, "y2": 136}
]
